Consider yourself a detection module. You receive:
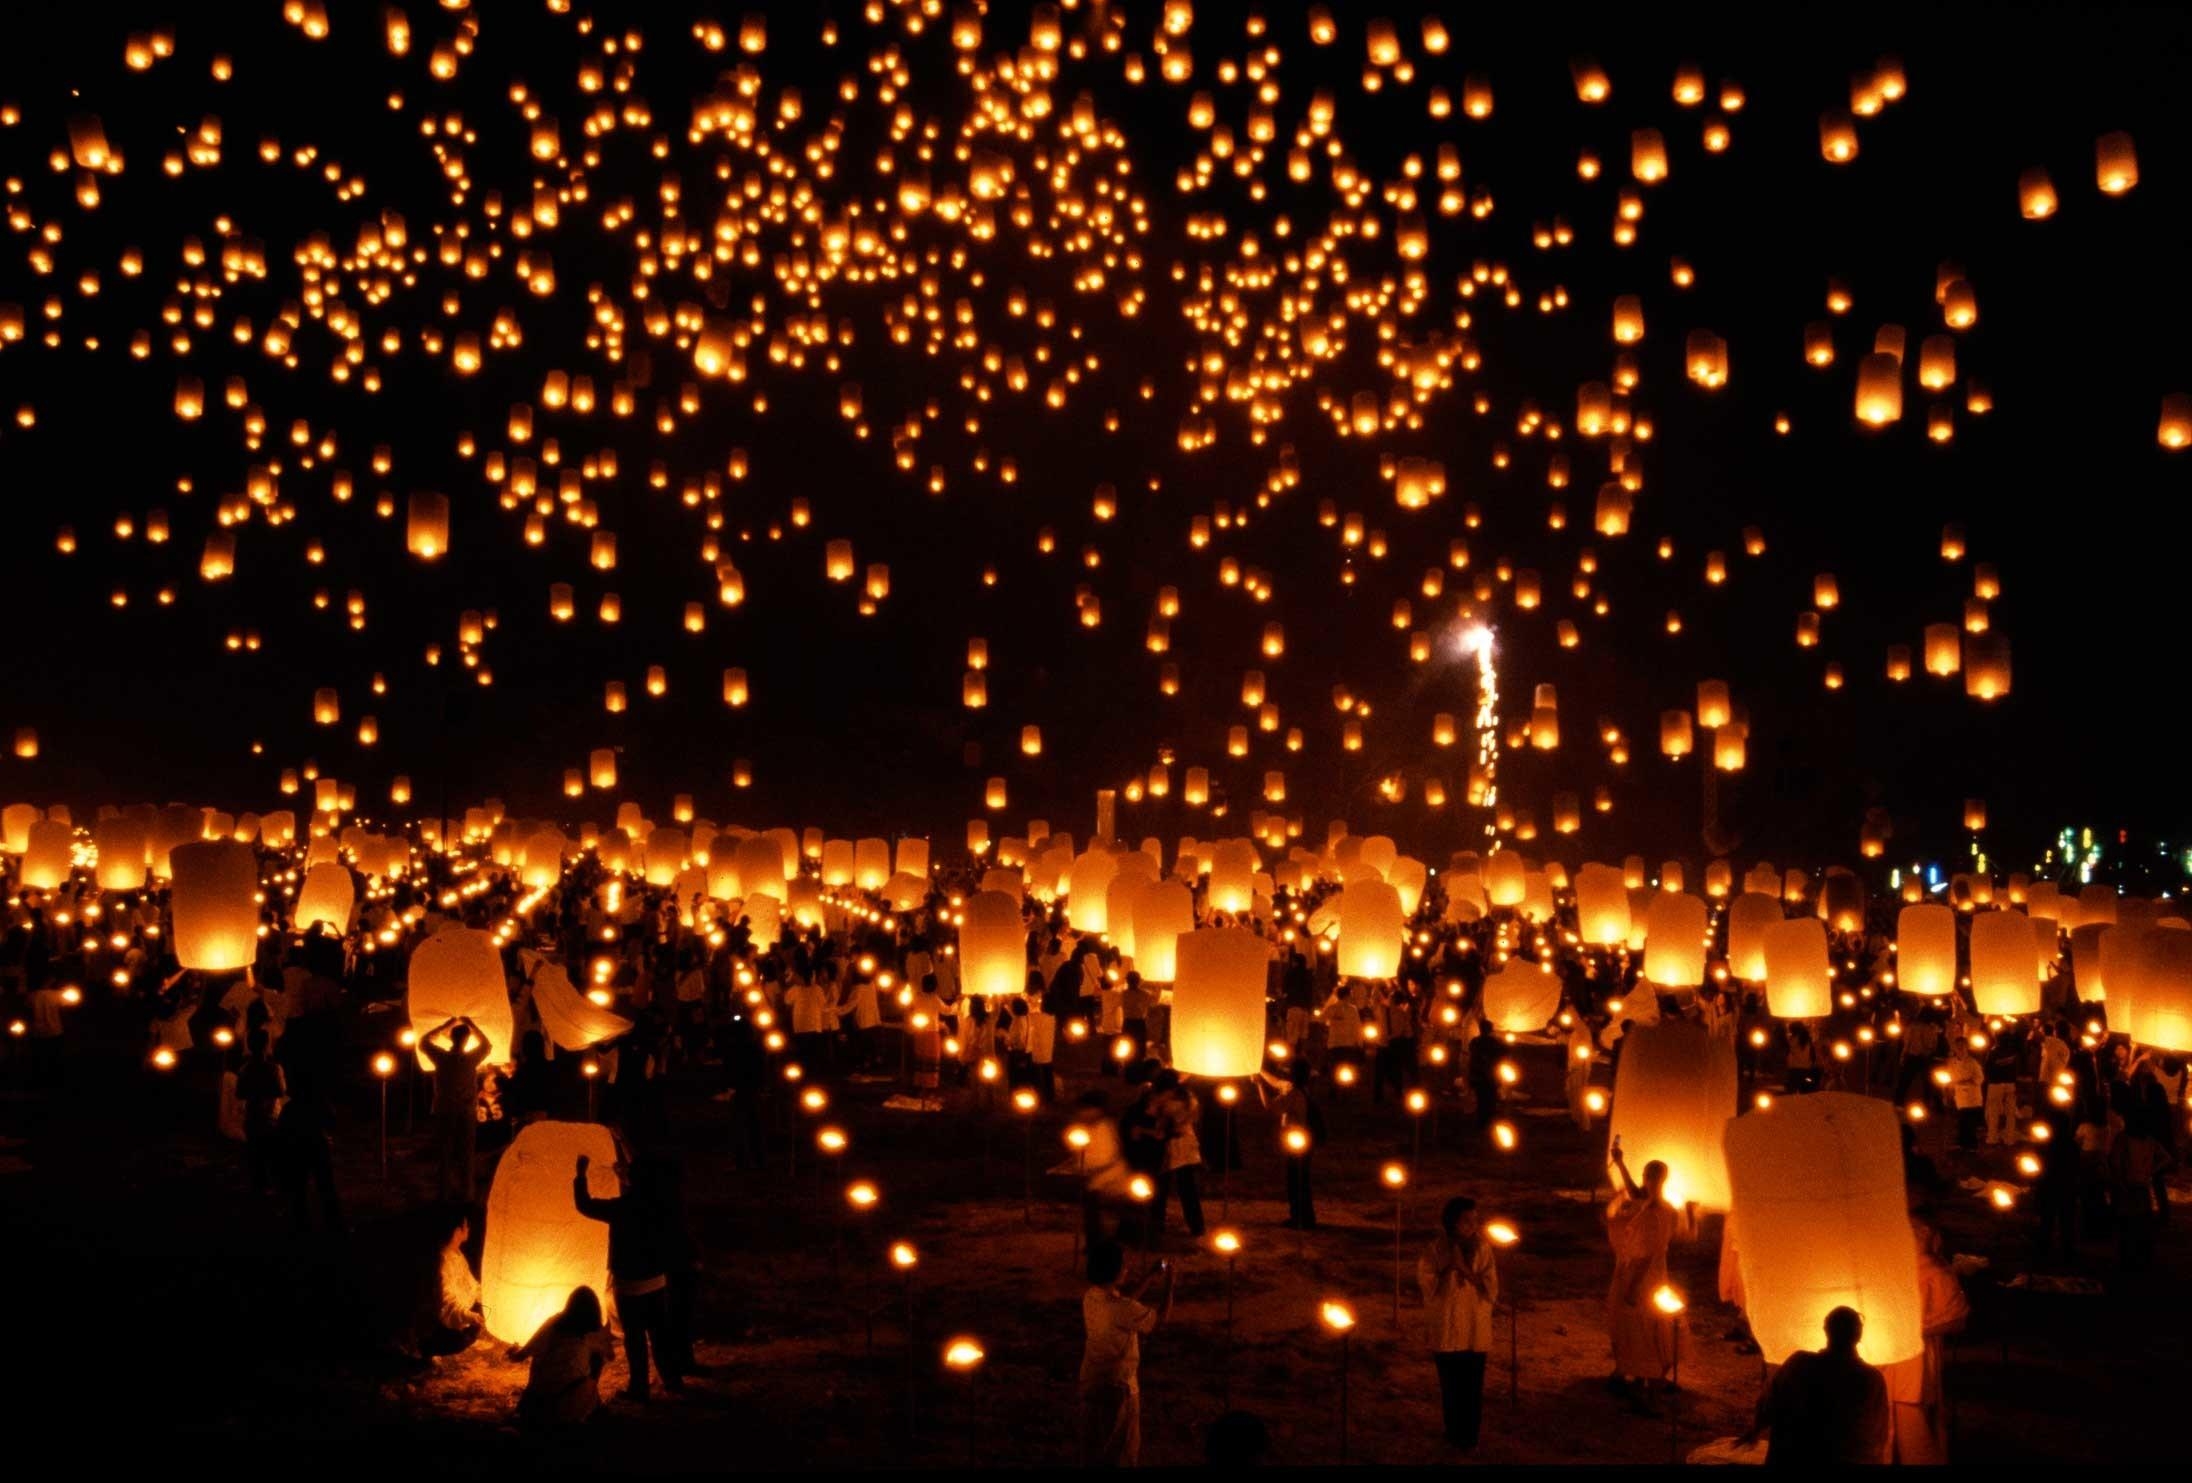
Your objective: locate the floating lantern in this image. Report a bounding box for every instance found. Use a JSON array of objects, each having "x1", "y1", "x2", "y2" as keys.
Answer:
[
  {"x1": 295, "y1": 861, "x2": 355, "y2": 933},
  {"x1": 1969, "y1": 910, "x2": 2041, "y2": 1016},
  {"x1": 1576, "y1": 863, "x2": 1633, "y2": 946},
  {"x1": 1171, "y1": 928, "x2": 1272, "y2": 1076},
  {"x1": 1896, "y1": 904, "x2": 1957, "y2": 997},
  {"x1": 405, "y1": 491, "x2": 450, "y2": 559},
  {"x1": 169, "y1": 839, "x2": 259, "y2": 971},
  {"x1": 1336, "y1": 880, "x2": 1404, "y2": 979},
  {"x1": 958, "y1": 890, "x2": 1026, "y2": 997},
  {"x1": 1644, "y1": 894, "x2": 1708, "y2": 987},
  {"x1": 1763, "y1": 918, "x2": 1831, "y2": 1017},
  {"x1": 1482, "y1": 964, "x2": 1559, "y2": 1034}
]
